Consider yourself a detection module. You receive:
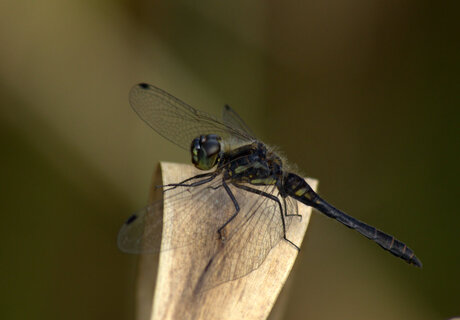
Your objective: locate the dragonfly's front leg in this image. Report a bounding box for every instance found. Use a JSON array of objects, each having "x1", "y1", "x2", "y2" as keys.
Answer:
[{"x1": 159, "y1": 172, "x2": 217, "y2": 192}]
